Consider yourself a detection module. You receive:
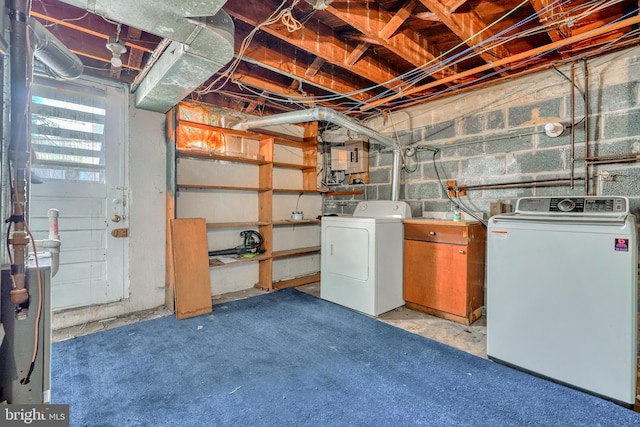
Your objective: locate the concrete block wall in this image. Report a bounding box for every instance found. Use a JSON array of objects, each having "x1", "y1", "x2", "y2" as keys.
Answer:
[{"x1": 323, "y1": 46, "x2": 640, "y2": 219}]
